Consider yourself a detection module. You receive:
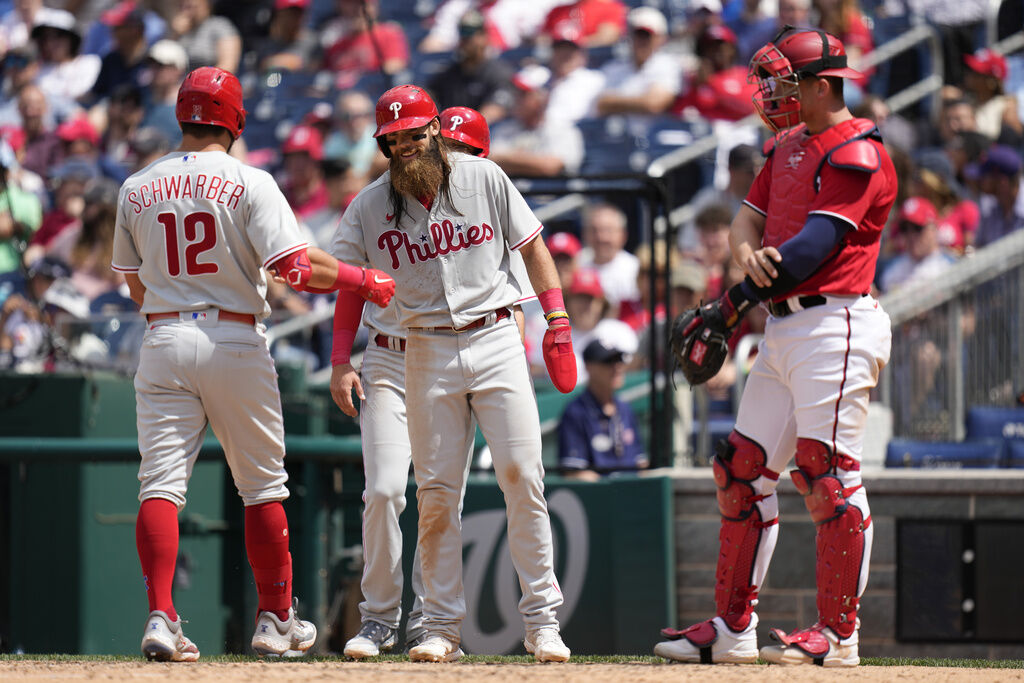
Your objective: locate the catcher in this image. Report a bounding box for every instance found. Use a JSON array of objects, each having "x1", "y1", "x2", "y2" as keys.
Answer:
[{"x1": 660, "y1": 26, "x2": 896, "y2": 666}]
